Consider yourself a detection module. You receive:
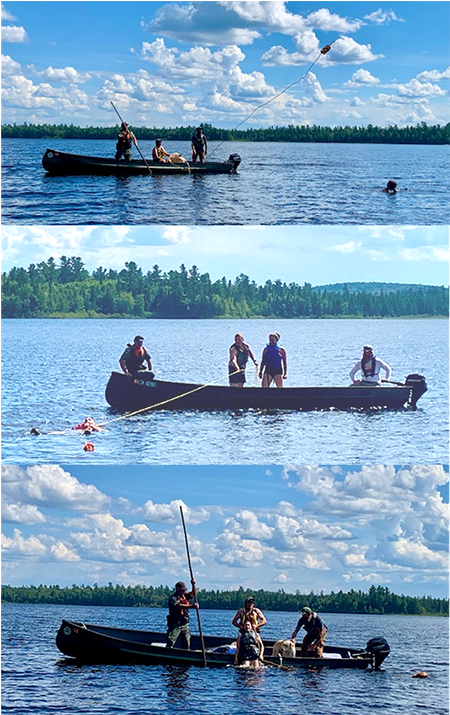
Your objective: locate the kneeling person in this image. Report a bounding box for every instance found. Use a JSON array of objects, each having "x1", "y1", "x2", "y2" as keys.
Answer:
[{"x1": 291, "y1": 606, "x2": 327, "y2": 658}]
